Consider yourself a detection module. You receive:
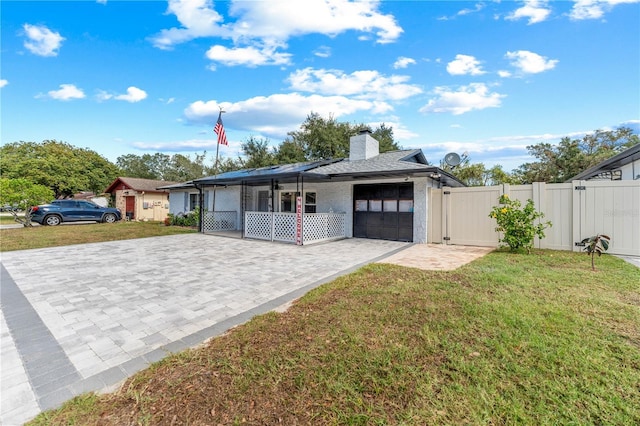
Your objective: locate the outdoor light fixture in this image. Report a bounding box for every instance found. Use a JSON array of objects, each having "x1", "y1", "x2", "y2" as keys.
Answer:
[{"x1": 430, "y1": 172, "x2": 441, "y2": 179}]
